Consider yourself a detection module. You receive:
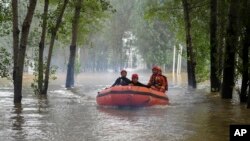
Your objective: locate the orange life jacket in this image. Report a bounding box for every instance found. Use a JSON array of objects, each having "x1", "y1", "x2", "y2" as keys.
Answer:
[{"x1": 148, "y1": 74, "x2": 166, "y2": 92}]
